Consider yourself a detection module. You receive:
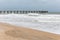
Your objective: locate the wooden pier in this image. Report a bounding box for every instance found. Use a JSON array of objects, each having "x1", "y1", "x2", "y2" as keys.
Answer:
[{"x1": 0, "y1": 11, "x2": 48, "y2": 14}]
